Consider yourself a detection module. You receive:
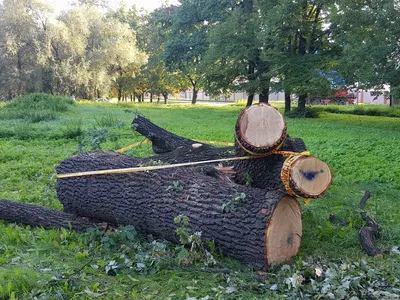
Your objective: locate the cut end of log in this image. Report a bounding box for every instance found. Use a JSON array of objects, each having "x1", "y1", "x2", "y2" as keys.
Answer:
[
  {"x1": 236, "y1": 103, "x2": 287, "y2": 154},
  {"x1": 265, "y1": 196, "x2": 302, "y2": 266},
  {"x1": 282, "y1": 154, "x2": 332, "y2": 198}
]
